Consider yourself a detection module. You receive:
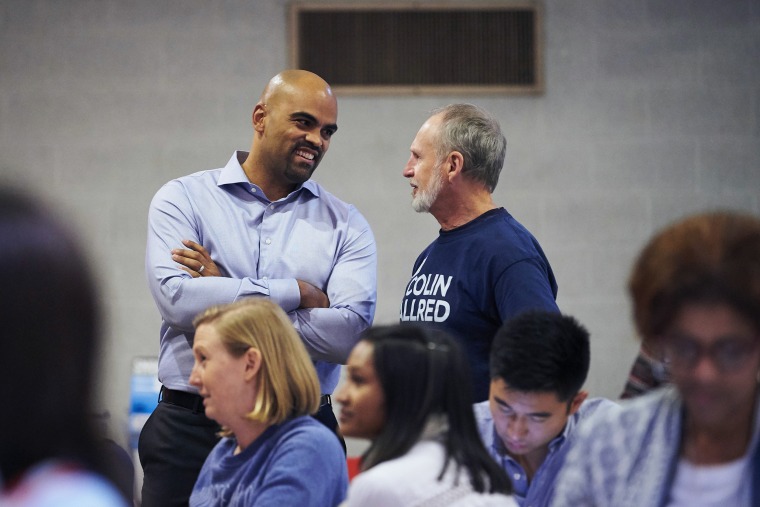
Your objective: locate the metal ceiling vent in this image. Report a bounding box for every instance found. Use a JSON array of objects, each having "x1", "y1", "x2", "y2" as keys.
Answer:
[{"x1": 290, "y1": 3, "x2": 543, "y2": 95}]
